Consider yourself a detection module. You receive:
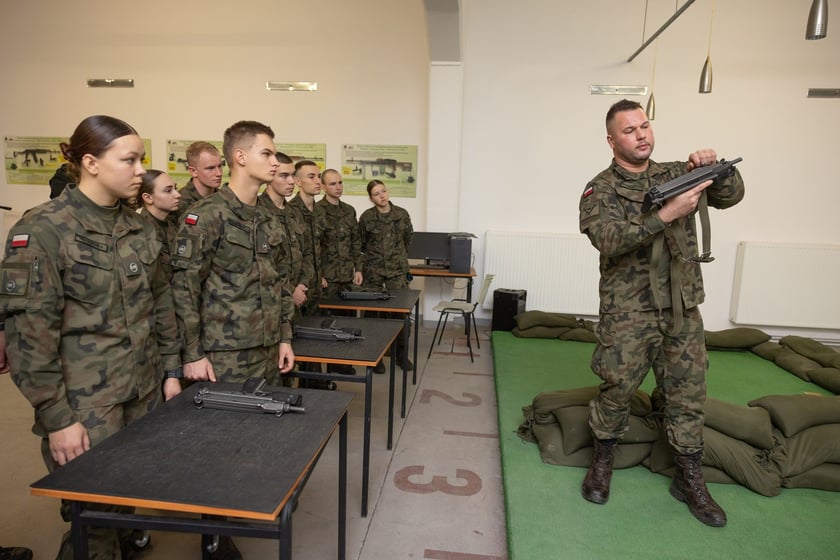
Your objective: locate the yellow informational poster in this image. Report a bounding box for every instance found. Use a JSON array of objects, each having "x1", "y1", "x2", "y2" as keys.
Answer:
[
  {"x1": 4, "y1": 136, "x2": 151, "y2": 186},
  {"x1": 341, "y1": 144, "x2": 418, "y2": 198},
  {"x1": 275, "y1": 143, "x2": 326, "y2": 169}
]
